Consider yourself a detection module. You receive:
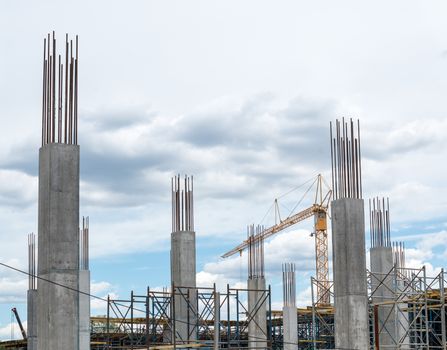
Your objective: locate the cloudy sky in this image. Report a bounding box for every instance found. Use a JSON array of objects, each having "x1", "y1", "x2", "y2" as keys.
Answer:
[{"x1": 1, "y1": 0, "x2": 447, "y2": 340}]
